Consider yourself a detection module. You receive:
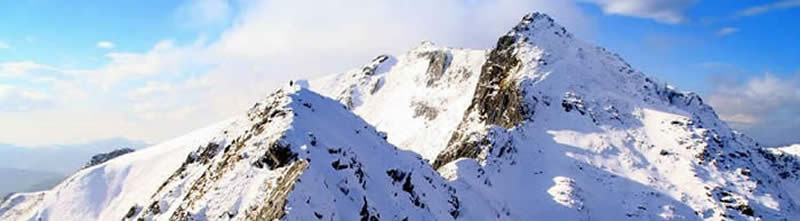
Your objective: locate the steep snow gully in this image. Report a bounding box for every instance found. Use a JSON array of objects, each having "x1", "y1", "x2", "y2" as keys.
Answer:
[{"x1": 2, "y1": 13, "x2": 800, "y2": 221}]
